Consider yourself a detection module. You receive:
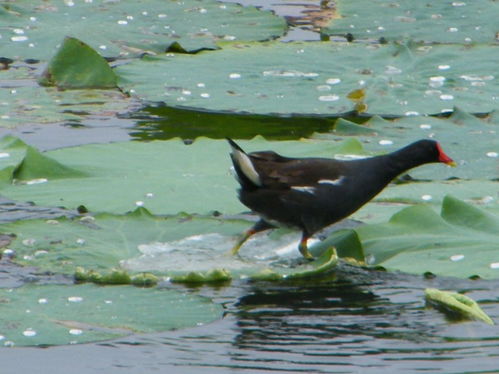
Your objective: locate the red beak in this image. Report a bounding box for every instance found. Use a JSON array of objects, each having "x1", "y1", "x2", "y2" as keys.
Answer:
[{"x1": 437, "y1": 143, "x2": 457, "y2": 167}]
